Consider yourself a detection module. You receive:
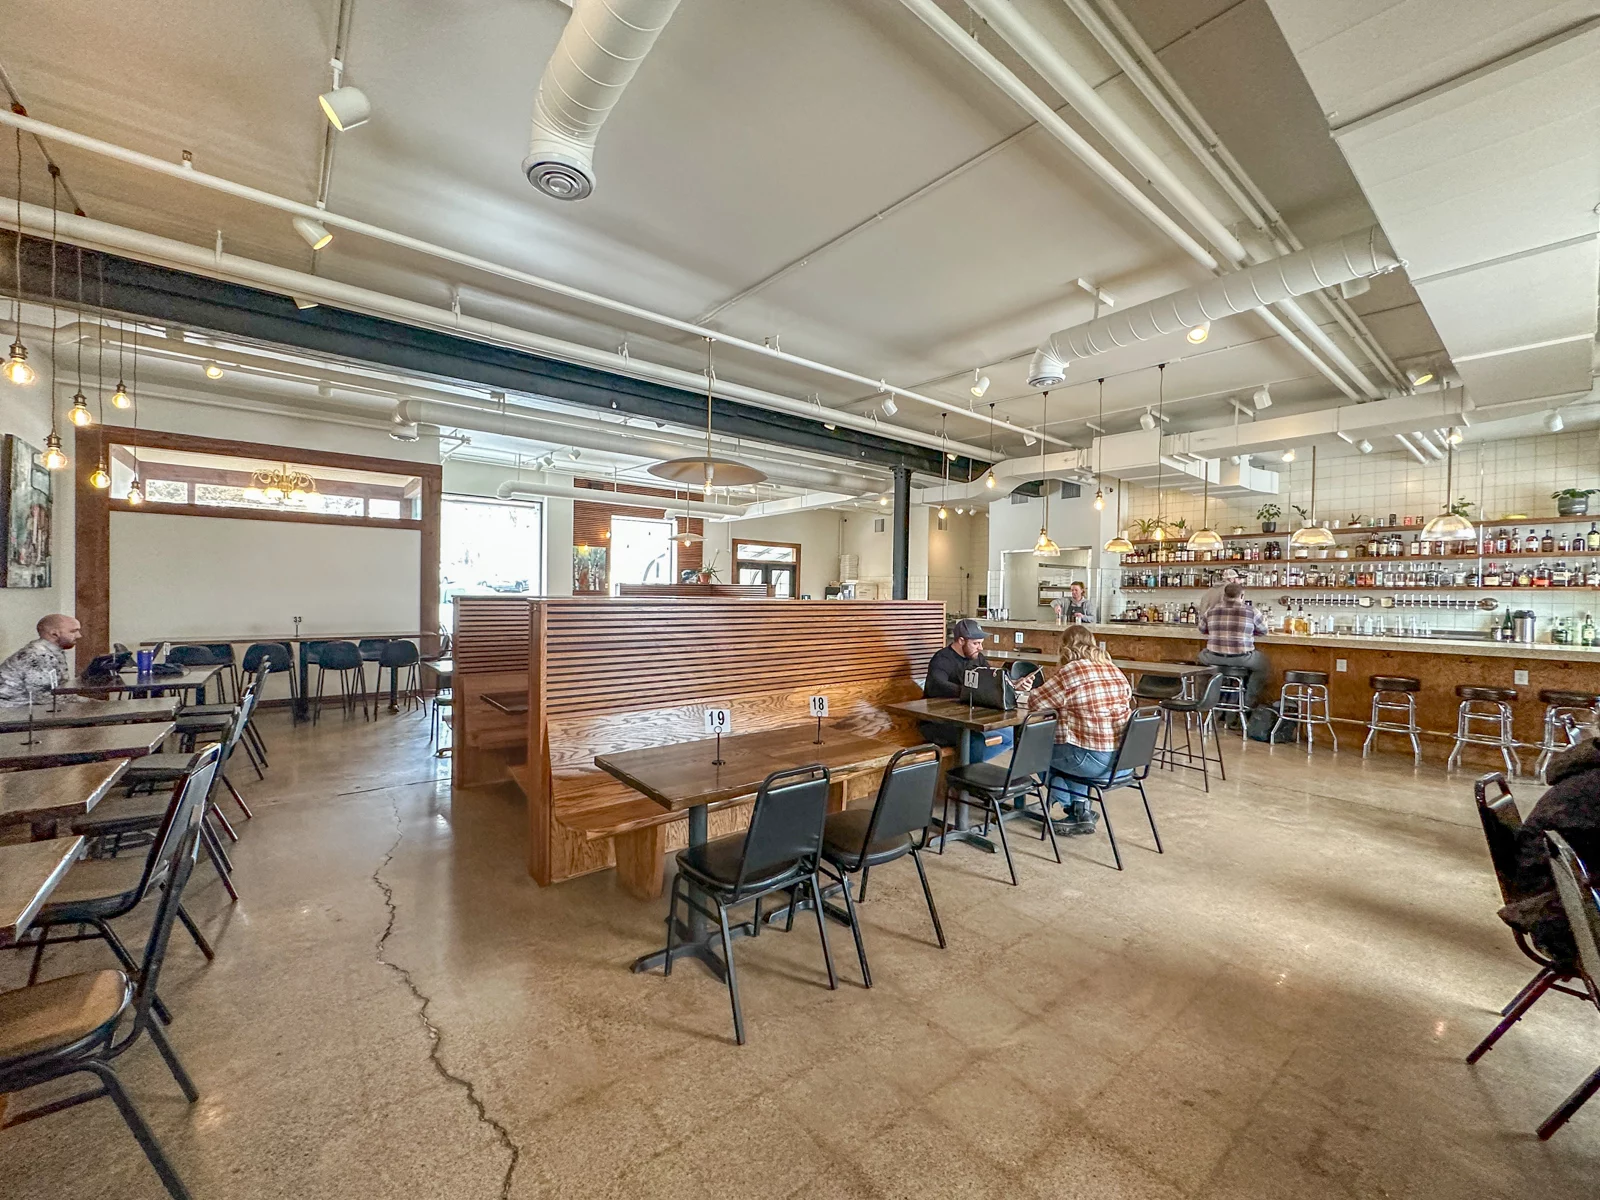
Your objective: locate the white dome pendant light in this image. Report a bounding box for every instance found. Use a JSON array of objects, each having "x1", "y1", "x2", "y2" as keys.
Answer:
[
  {"x1": 1288, "y1": 445, "x2": 1336, "y2": 548},
  {"x1": 1421, "y1": 435, "x2": 1476, "y2": 544},
  {"x1": 1033, "y1": 390, "x2": 1060, "y2": 556},
  {"x1": 1187, "y1": 472, "x2": 1223, "y2": 552}
]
